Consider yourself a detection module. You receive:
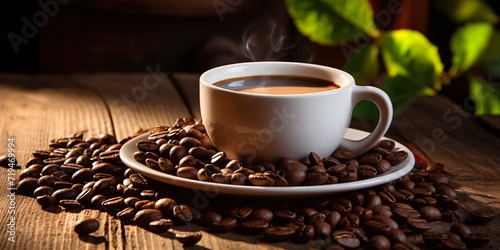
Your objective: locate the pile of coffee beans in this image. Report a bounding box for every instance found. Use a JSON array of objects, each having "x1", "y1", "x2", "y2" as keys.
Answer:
[
  {"x1": 133, "y1": 118, "x2": 408, "y2": 186},
  {"x1": 12, "y1": 117, "x2": 497, "y2": 249}
]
